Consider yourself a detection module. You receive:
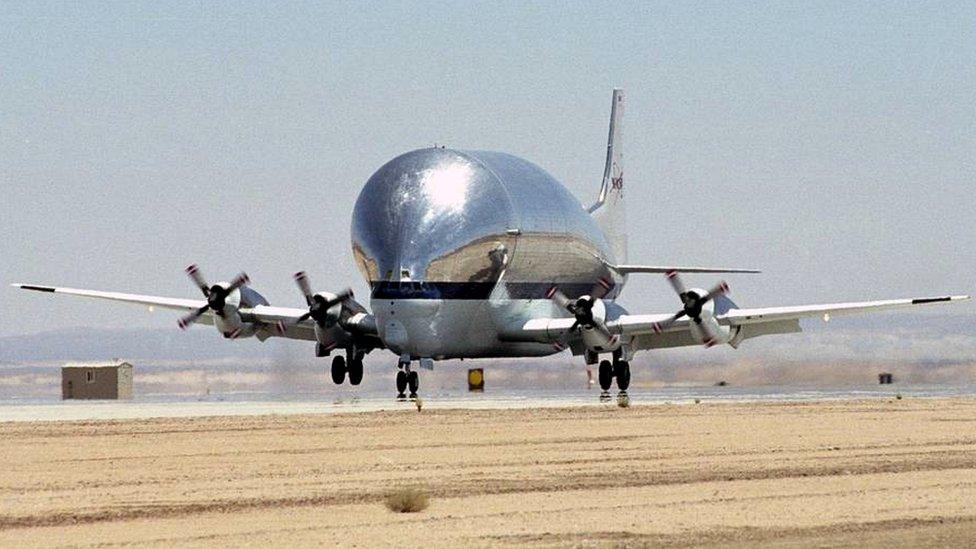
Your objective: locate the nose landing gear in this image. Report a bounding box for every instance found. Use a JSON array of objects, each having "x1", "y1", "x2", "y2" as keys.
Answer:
[{"x1": 396, "y1": 360, "x2": 419, "y2": 399}]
